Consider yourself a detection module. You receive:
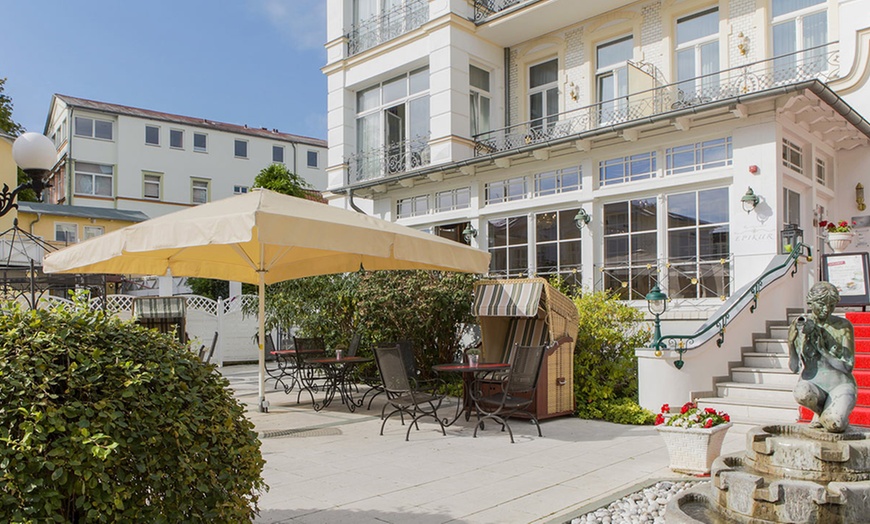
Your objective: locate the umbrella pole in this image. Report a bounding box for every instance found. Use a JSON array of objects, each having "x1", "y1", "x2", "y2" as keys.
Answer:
[{"x1": 258, "y1": 272, "x2": 268, "y2": 413}]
